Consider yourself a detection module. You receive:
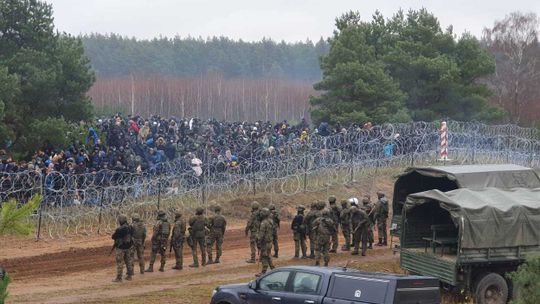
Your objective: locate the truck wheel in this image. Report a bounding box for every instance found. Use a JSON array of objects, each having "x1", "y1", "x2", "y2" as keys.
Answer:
[{"x1": 474, "y1": 273, "x2": 508, "y2": 304}]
